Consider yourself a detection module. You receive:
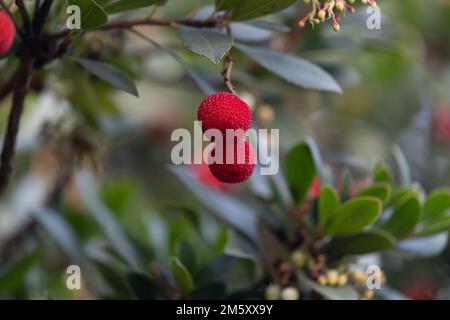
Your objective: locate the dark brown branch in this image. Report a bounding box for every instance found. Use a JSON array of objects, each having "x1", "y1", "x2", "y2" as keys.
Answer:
[
  {"x1": 50, "y1": 16, "x2": 224, "y2": 40},
  {"x1": 98, "y1": 17, "x2": 220, "y2": 31},
  {"x1": 32, "y1": 0, "x2": 54, "y2": 33},
  {"x1": 0, "y1": 54, "x2": 34, "y2": 196},
  {"x1": 16, "y1": 0, "x2": 32, "y2": 32}
]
